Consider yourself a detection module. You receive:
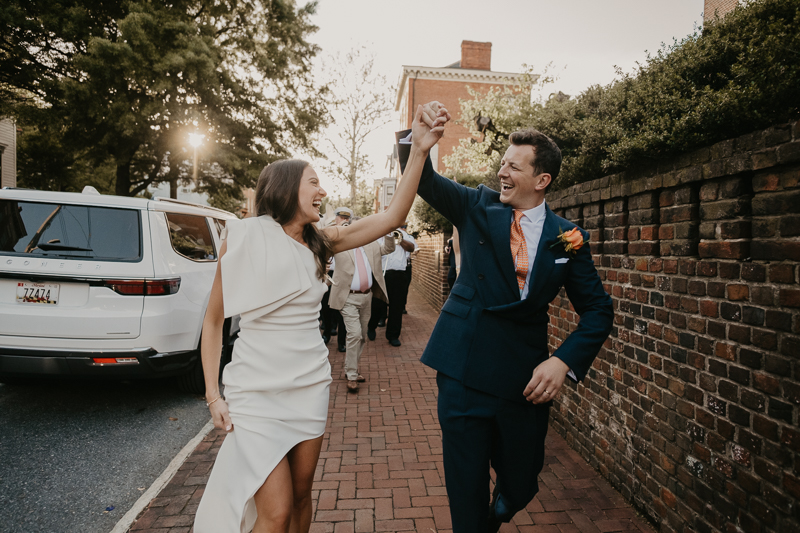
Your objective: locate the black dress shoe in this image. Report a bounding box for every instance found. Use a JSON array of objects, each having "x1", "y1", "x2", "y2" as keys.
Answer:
[
  {"x1": 367, "y1": 329, "x2": 376, "y2": 341},
  {"x1": 338, "y1": 344, "x2": 346, "y2": 352},
  {"x1": 322, "y1": 334, "x2": 330, "y2": 344},
  {"x1": 377, "y1": 320, "x2": 385, "y2": 327},
  {"x1": 388, "y1": 338, "x2": 401, "y2": 347},
  {"x1": 331, "y1": 328, "x2": 338, "y2": 335}
]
